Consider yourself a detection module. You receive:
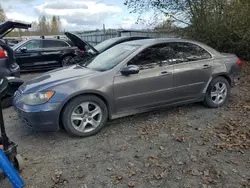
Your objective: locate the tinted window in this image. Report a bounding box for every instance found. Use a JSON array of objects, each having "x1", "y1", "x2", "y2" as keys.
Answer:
[
  {"x1": 43, "y1": 40, "x2": 69, "y2": 48},
  {"x1": 128, "y1": 43, "x2": 175, "y2": 70},
  {"x1": 169, "y1": 42, "x2": 212, "y2": 64},
  {"x1": 21, "y1": 40, "x2": 42, "y2": 49},
  {"x1": 128, "y1": 42, "x2": 212, "y2": 69},
  {"x1": 84, "y1": 44, "x2": 141, "y2": 71}
]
